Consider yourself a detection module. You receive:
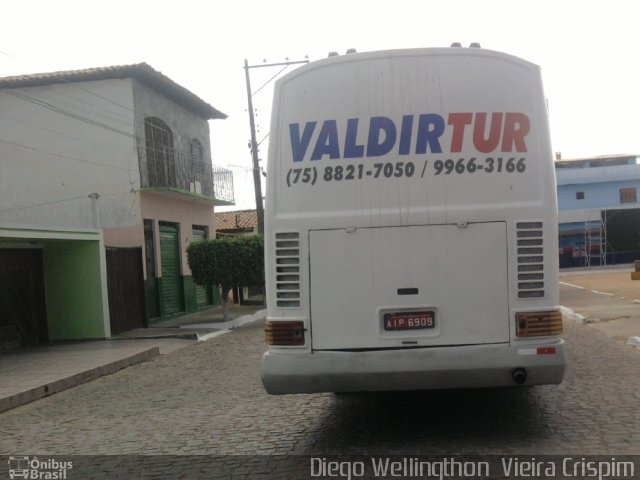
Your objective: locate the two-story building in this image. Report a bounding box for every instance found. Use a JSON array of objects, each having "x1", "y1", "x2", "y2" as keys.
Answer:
[{"x1": 0, "y1": 64, "x2": 233, "y2": 348}]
